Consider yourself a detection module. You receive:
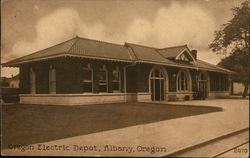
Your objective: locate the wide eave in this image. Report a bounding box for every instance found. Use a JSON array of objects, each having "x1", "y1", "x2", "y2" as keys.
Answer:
[{"x1": 3, "y1": 36, "x2": 233, "y2": 74}]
